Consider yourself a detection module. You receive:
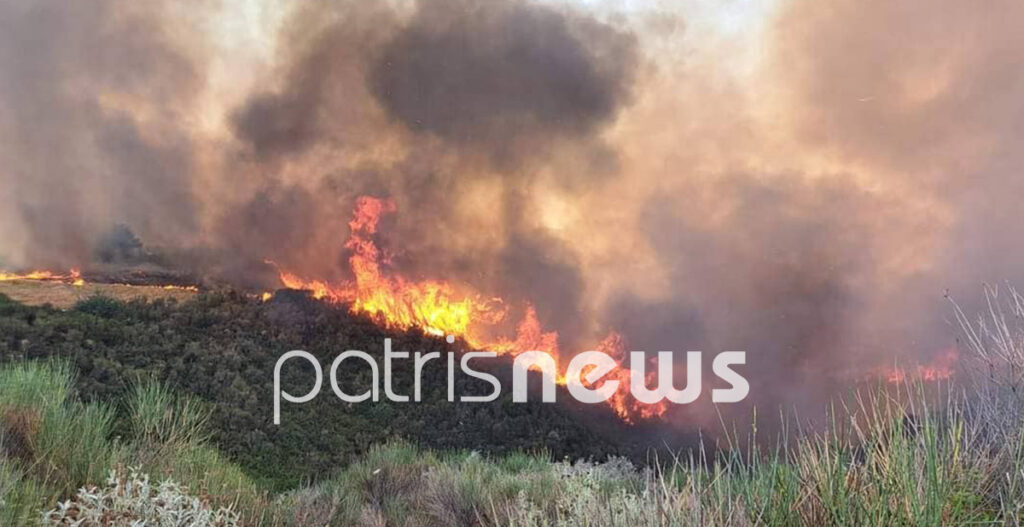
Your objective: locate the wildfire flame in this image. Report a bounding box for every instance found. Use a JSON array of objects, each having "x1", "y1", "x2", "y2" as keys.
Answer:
[
  {"x1": 162, "y1": 284, "x2": 200, "y2": 292},
  {"x1": 1, "y1": 268, "x2": 83, "y2": 286},
  {"x1": 880, "y1": 348, "x2": 958, "y2": 384},
  {"x1": 274, "y1": 196, "x2": 668, "y2": 422},
  {"x1": 0, "y1": 268, "x2": 196, "y2": 292},
  {"x1": 1, "y1": 198, "x2": 958, "y2": 422}
]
